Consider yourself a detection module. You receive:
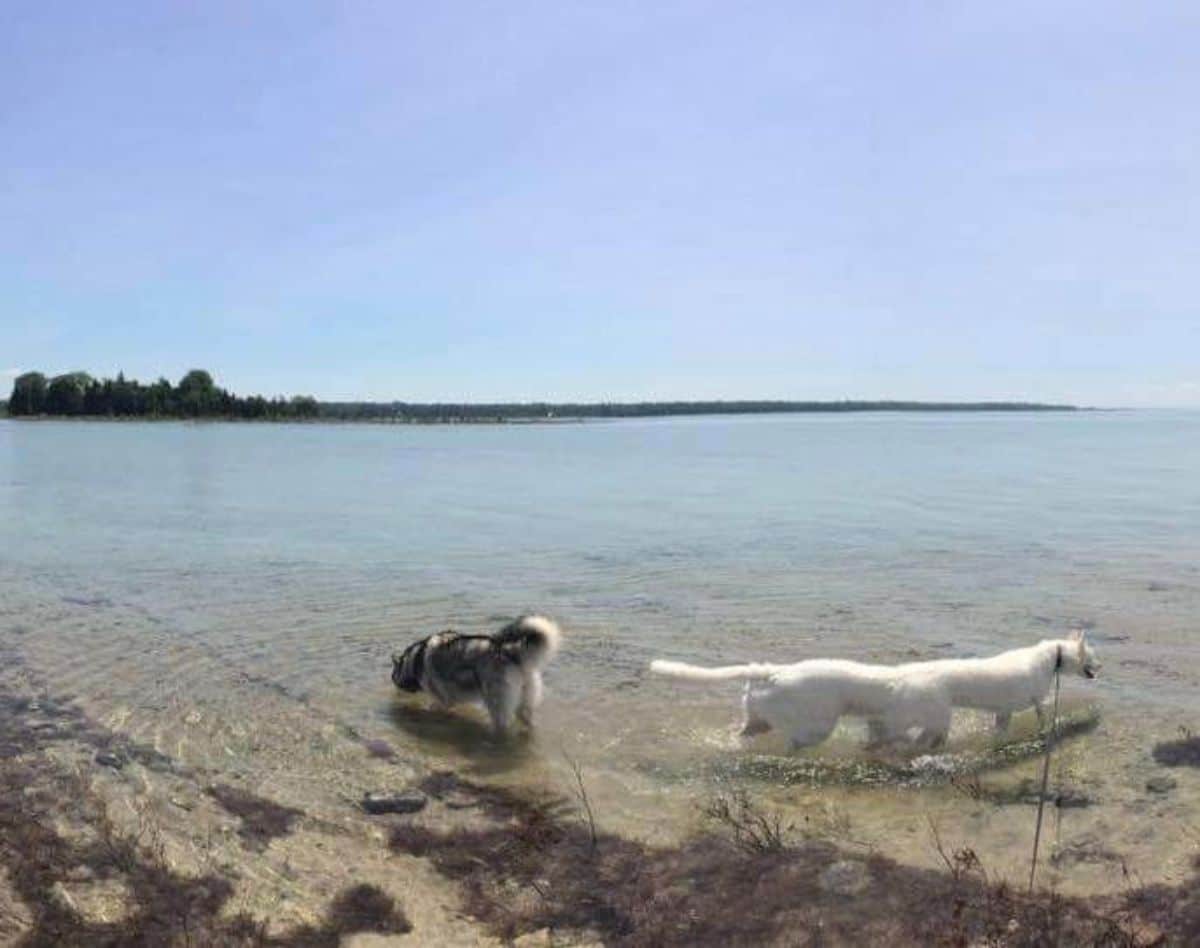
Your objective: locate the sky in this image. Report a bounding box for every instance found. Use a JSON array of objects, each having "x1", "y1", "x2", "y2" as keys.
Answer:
[{"x1": 2, "y1": 2, "x2": 1197, "y2": 406}]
